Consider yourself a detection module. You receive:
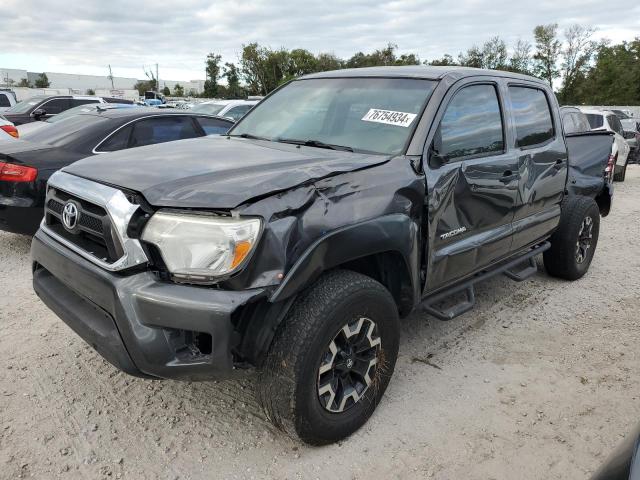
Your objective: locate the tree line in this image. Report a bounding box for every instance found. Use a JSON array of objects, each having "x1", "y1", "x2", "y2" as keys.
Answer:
[{"x1": 198, "y1": 24, "x2": 639, "y2": 105}]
